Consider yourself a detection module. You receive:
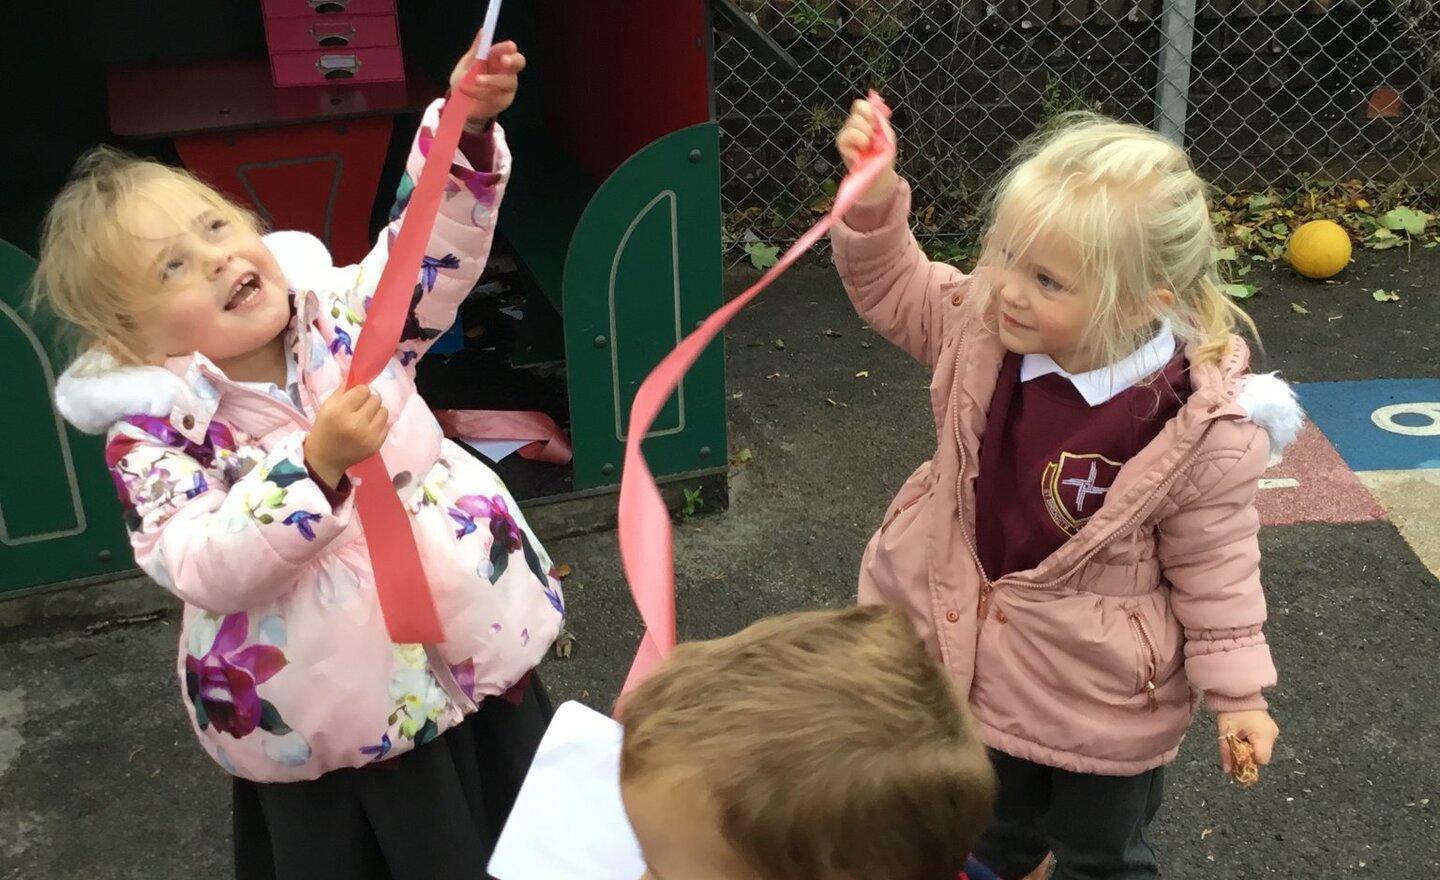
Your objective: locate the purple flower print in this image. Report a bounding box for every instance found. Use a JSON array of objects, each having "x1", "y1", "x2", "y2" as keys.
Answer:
[
  {"x1": 450, "y1": 494, "x2": 524, "y2": 581},
  {"x1": 329, "y1": 326, "x2": 353, "y2": 356},
  {"x1": 420, "y1": 253, "x2": 461, "y2": 292},
  {"x1": 123, "y1": 415, "x2": 236, "y2": 469},
  {"x1": 182, "y1": 471, "x2": 208, "y2": 501},
  {"x1": 543, "y1": 570, "x2": 566, "y2": 617},
  {"x1": 452, "y1": 495, "x2": 523, "y2": 550},
  {"x1": 283, "y1": 510, "x2": 323, "y2": 542},
  {"x1": 449, "y1": 511, "x2": 478, "y2": 540},
  {"x1": 360, "y1": 733, "x2": 392, "y2": 761},
  {"x1": 460, "y1": 172, "x2": 498, "y2": 205},
  {"x1": 451, "y1": 659, "x2": 477, "y2": 701},
  {"x1": 185, "y1": 613, "x2": 290, "y2": 739}
]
